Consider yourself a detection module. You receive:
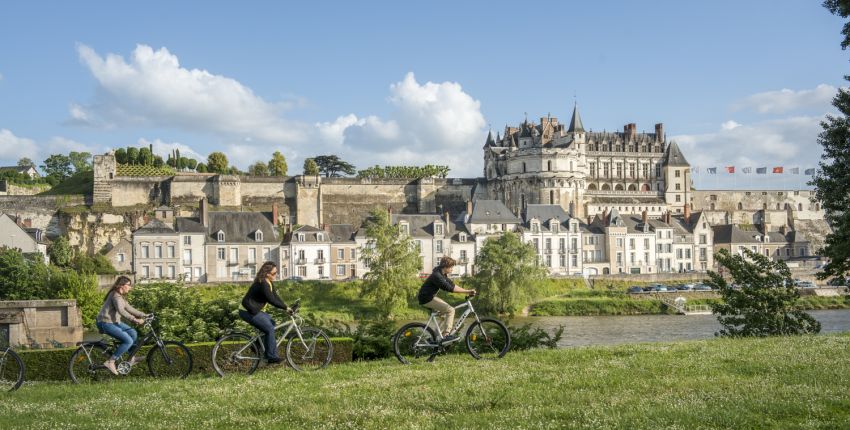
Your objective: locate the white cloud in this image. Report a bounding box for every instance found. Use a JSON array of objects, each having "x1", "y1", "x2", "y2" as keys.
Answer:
[
  {"x1": 135, "y1": 138, "x2": 206, "y2": 162},
  {"x1": 0, "y1": 129, "x2": 38, "y2": 161},
  {"x1": 0, "y1": 72, "x2": 4, "y2": 81},
  {"x1": 315, "y1": 72, "x2": 487, "y2": 177},
  {"x1": 73, "y1": 44, "x2": 308, "y2": 143},
  {"x1": 721, "y1": 120, "x2": 741, "y2": 130},
  {"x1": 732, "y1": 84, "x2": 836, "y2": 114}
]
